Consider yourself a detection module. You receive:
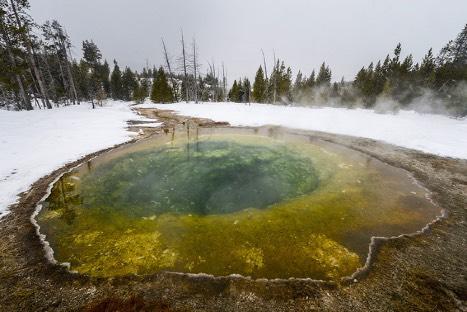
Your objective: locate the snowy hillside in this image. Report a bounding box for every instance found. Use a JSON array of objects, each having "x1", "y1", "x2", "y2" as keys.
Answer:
[
  {"x1": 0, "y1": 102, "x2": 145, "y2": 218},
  {"x1": 146, "y1": 102, "x2": 467, "y2": 159}
]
